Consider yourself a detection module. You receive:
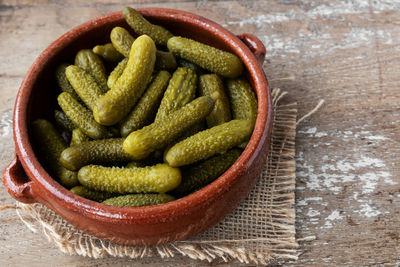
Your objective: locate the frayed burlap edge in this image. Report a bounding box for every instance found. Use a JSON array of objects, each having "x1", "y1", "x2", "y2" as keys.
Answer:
[{"x1": 15, "y1": 88, "x2": 298, "y2": 265}]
